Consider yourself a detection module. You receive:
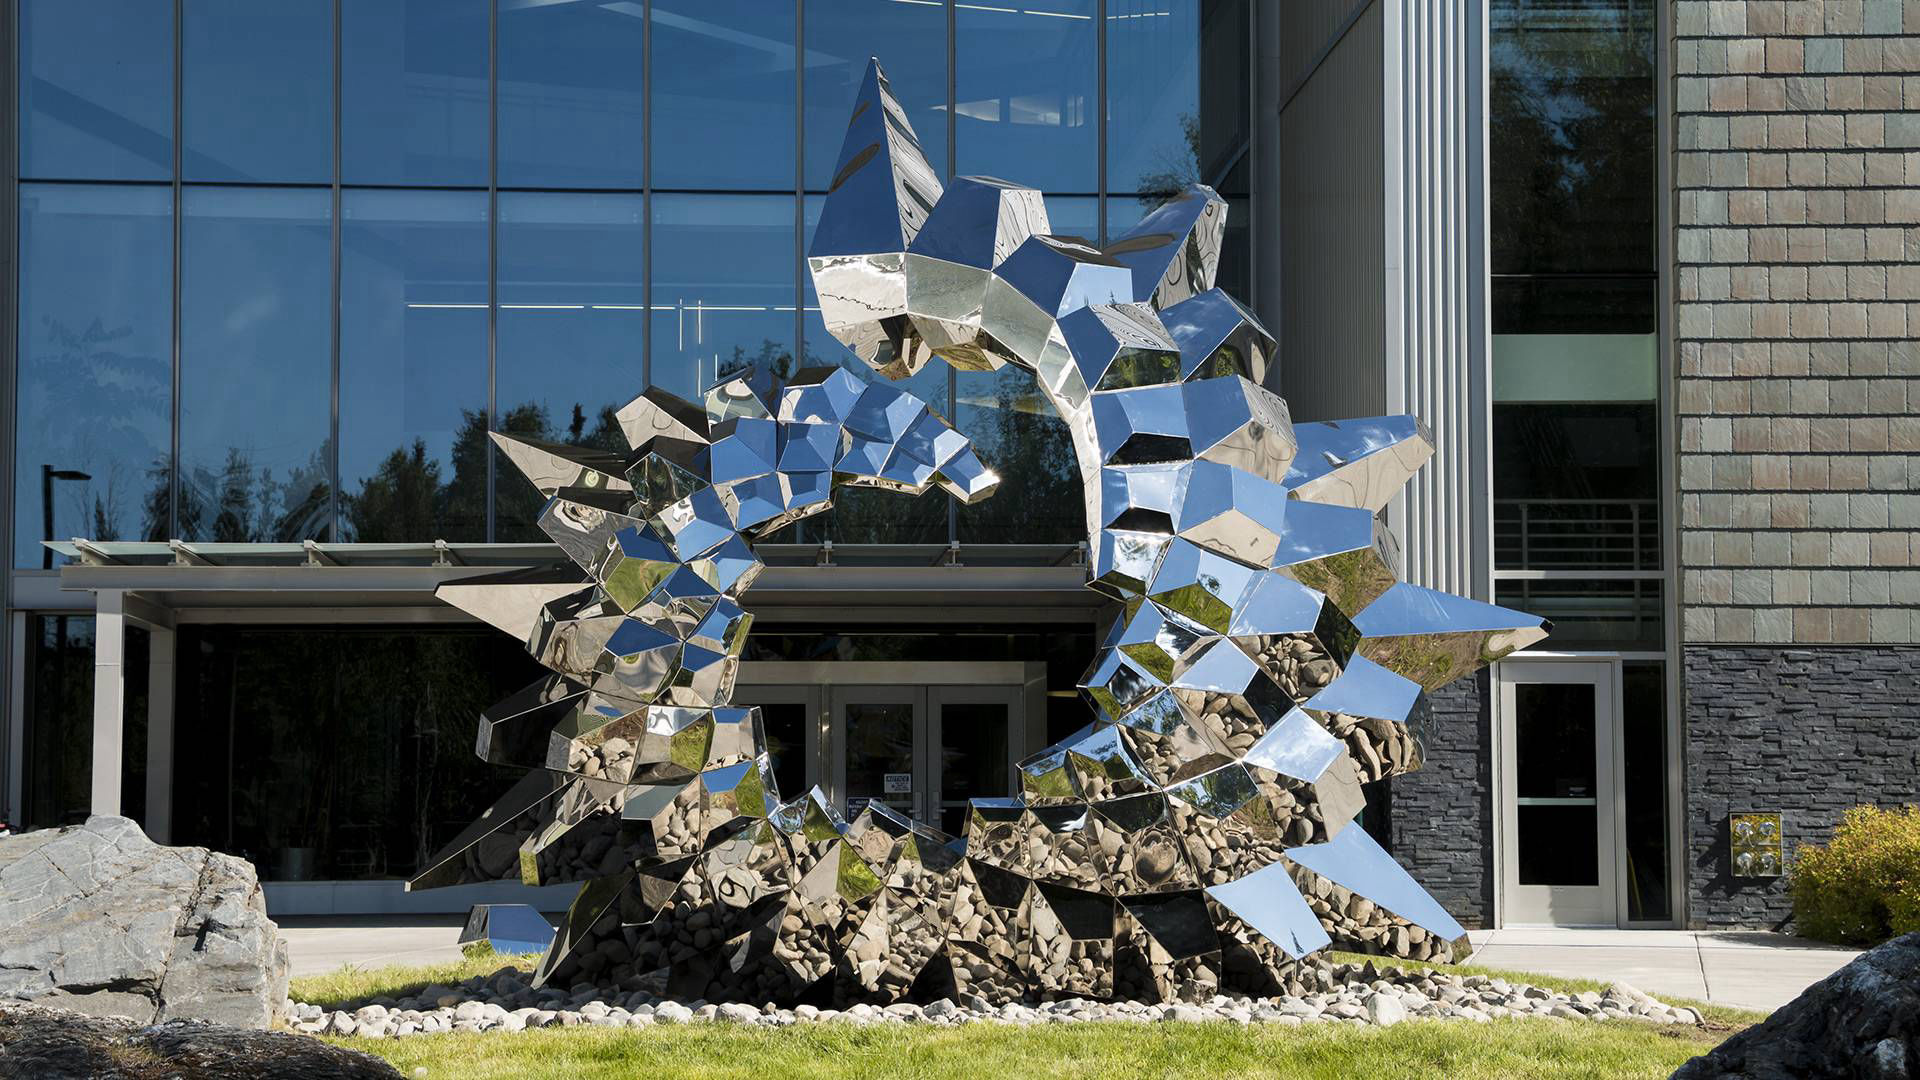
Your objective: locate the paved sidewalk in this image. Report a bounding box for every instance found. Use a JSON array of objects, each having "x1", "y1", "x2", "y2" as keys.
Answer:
[
  {"x1": 1466, "y1": 928, "x2": 1859, "y2": 1013},
  {"x1": 278, "y1": 917, "x2": 1857, "y2": 1012},
  {"x1": 279, "y1": 915, "x2": 470, "y2": 978}
]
